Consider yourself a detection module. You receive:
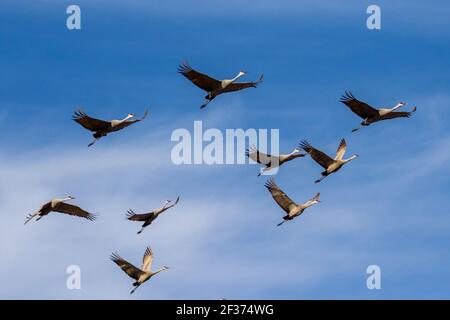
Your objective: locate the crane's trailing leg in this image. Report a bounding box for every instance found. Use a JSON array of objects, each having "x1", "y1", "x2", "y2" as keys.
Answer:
[
  {"x1": 130, "y1": 283, "x2": 140, "y2": 295},
  {"x1": 276, "y1": 220, "x2": 286, "y2": 227},
  {"x1": 88, "y1": 138, "x2": 99, "y2": 147},
  {"x1": 315, "y1": 175, "x2": 327, "y2": 184},
  {"x1": 257, "y1": 168, "x2": 265, "y2": 177},
  {"x1": 24, "y1": 212, "x2": 39, "y2": 225},
  {"x1": 352, "y1": 119, "x2": 369, "y2": 132},
  {"x1": 258, "y1": 167, "x2": 272, "y2": 177},
  {"x1": 200, "y1": 99, "x2": 211, "y2": 109}
]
